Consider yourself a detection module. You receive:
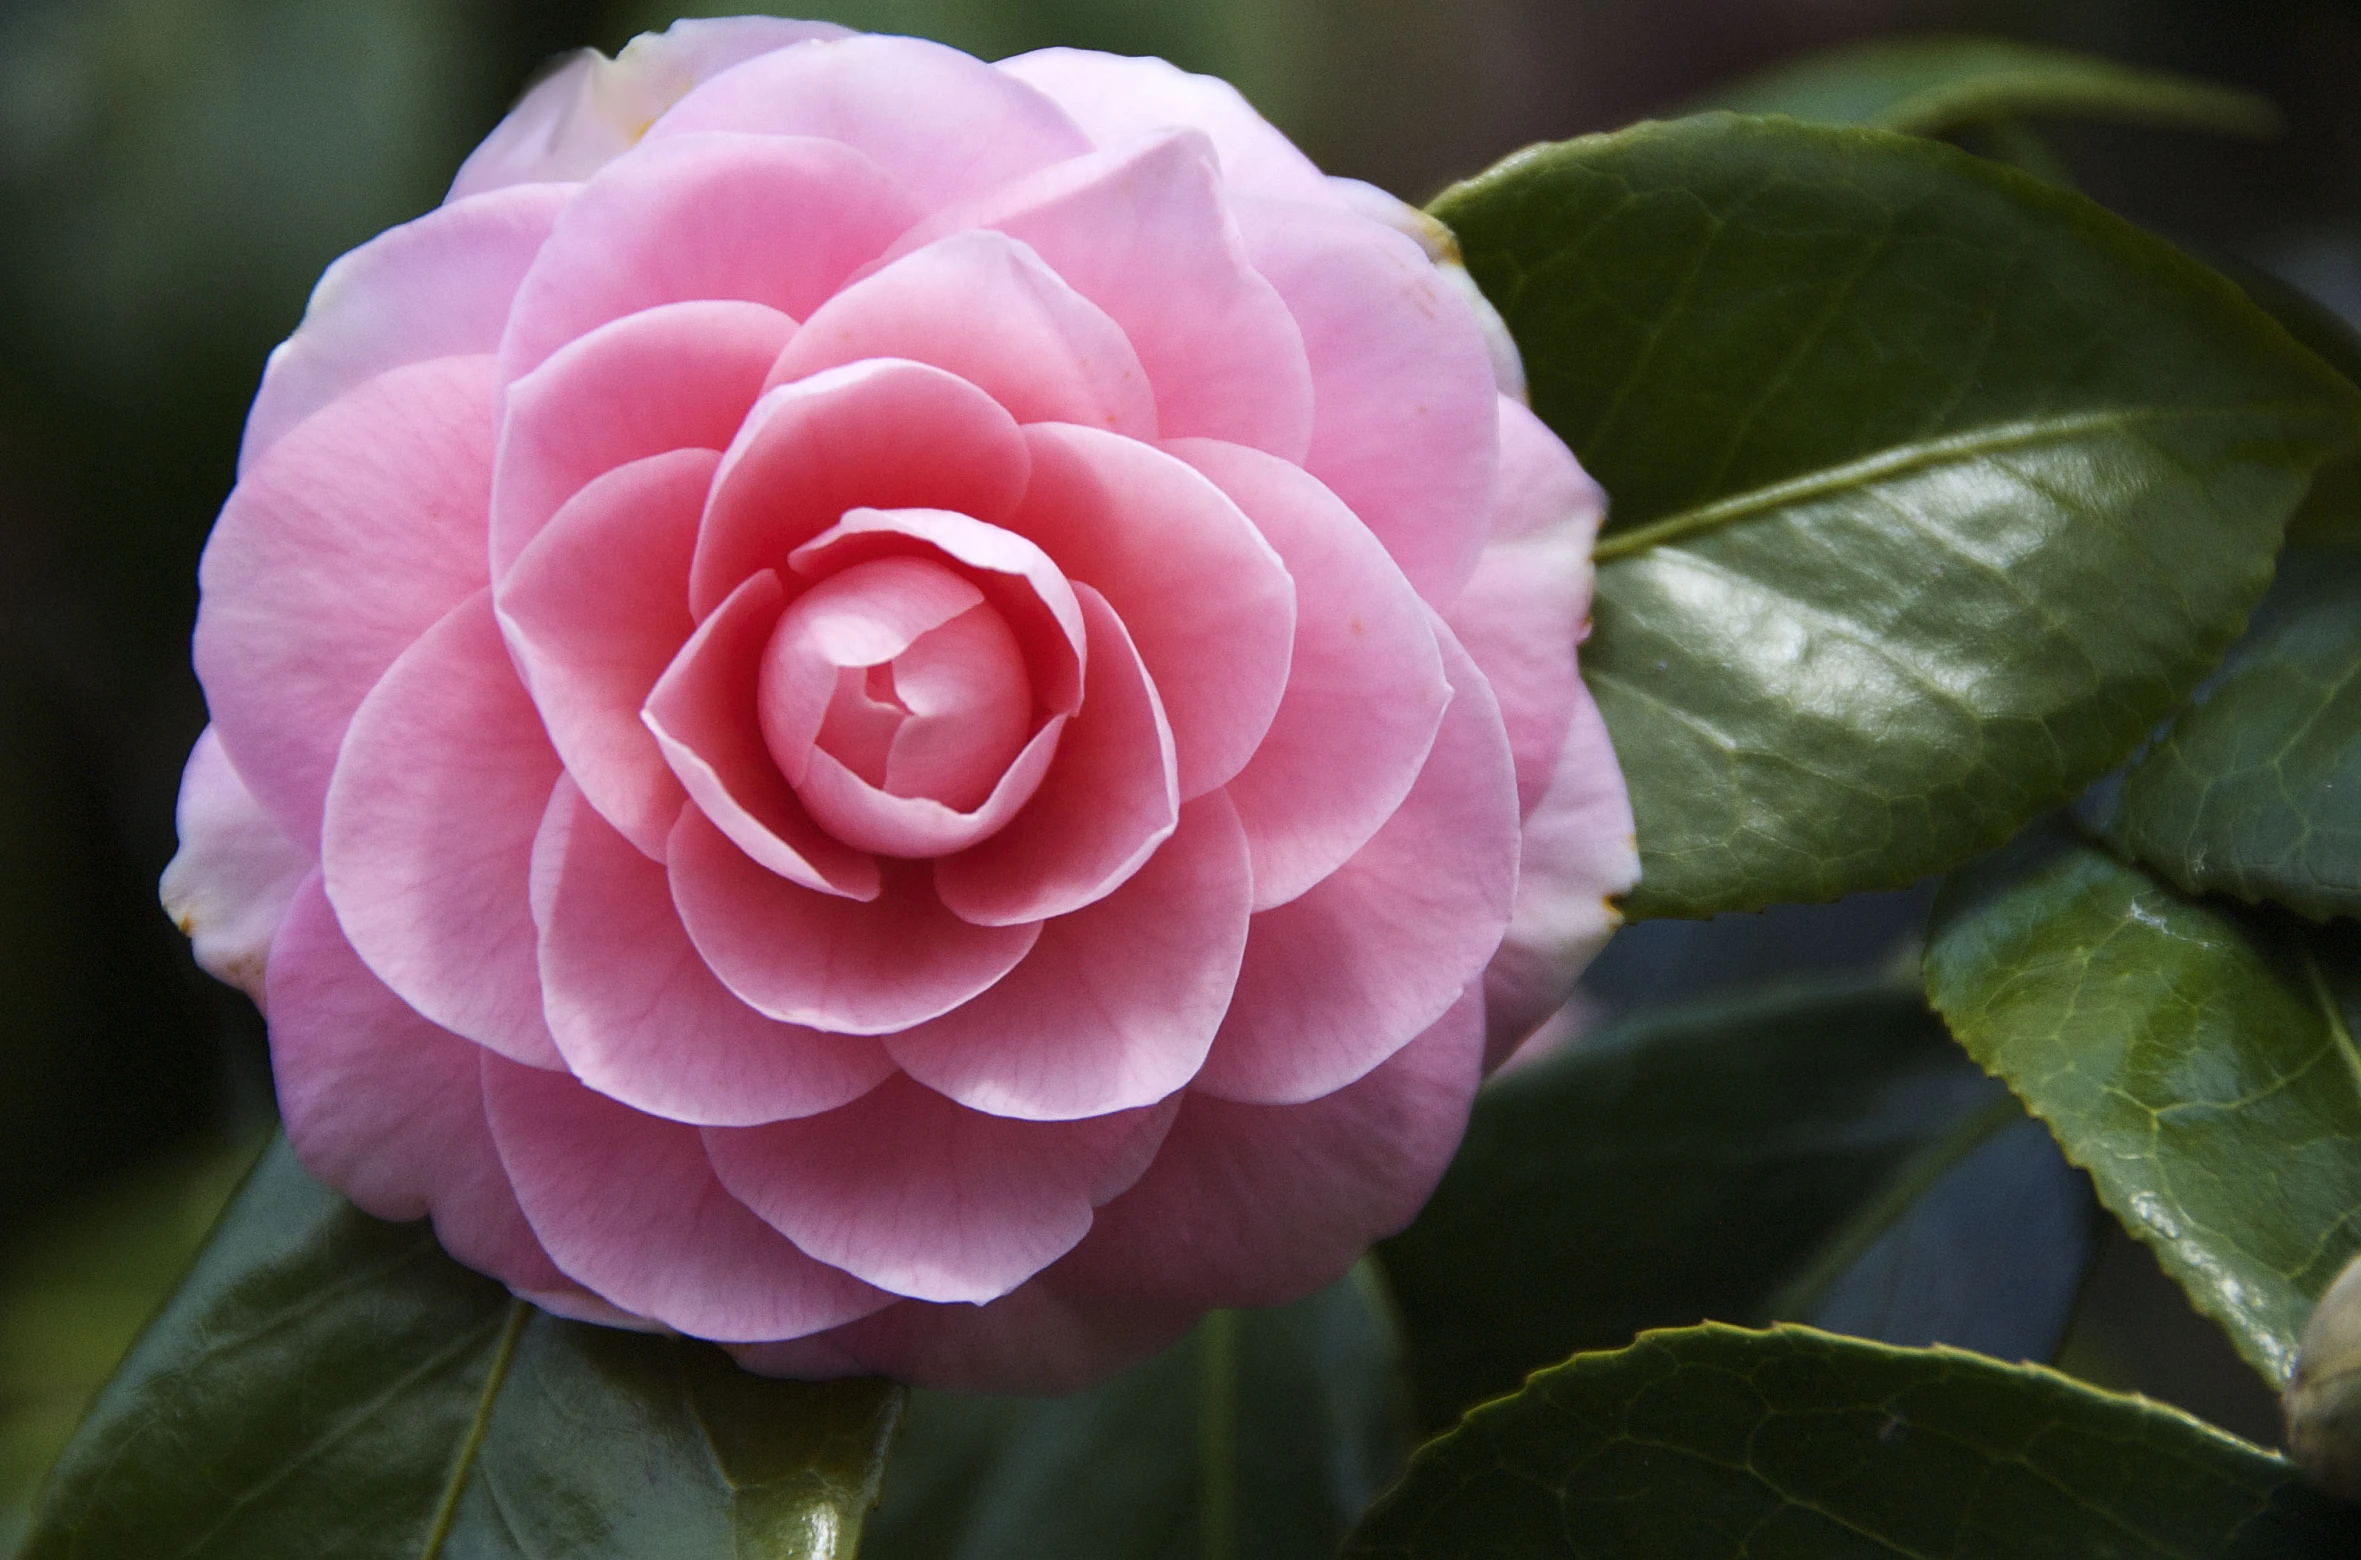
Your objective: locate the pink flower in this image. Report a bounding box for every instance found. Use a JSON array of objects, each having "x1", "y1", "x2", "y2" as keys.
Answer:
[{"x1": 162, "y1": 18, "x2": 1637, "y2": 1392}]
